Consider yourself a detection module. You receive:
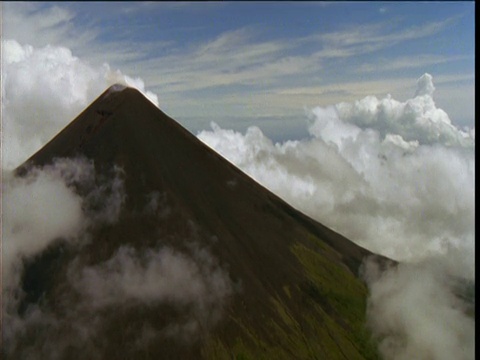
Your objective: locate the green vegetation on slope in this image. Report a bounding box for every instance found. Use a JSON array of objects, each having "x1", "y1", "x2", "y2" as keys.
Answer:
[{"x1": 202, "y1": 234, "x2": 379, "y2": 360}]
